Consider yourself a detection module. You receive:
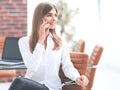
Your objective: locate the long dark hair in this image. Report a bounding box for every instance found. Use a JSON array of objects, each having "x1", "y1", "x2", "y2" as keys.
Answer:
[{"x1": 29, "y1": 2, "x2": 62, "y2": 53}]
